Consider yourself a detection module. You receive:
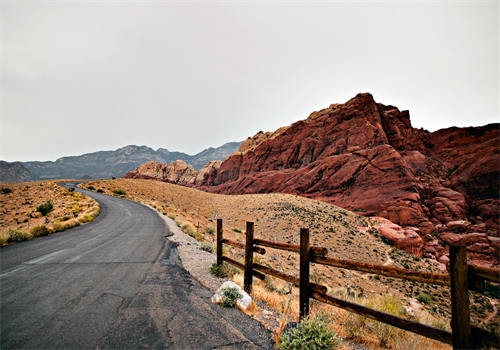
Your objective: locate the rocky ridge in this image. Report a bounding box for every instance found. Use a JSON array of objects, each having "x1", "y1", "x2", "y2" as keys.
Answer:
[
  {"x1": 0, "y1": 161, "x2": 37, "y2": 182},
  {"x1": 124, "y1": 93, "x2": 499, "y2": 266},
  {"x1": 2, "y1": 142, "x2": 240, "y2": 181}
]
